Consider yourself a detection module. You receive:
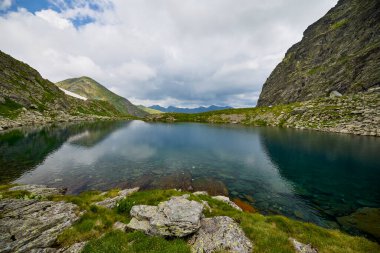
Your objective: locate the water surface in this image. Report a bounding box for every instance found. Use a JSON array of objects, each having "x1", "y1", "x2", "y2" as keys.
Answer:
[{"x1": 0, "y1": 120, "x2": 379, "y2": 233}]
